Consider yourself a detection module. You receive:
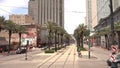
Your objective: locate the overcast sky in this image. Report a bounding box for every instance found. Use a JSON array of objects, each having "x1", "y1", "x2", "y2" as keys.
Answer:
[{"x1": 0, "y1": 0, "x2": 86, "y2": 34}]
